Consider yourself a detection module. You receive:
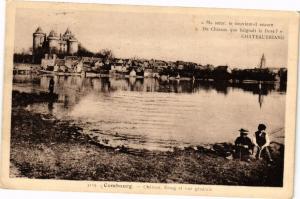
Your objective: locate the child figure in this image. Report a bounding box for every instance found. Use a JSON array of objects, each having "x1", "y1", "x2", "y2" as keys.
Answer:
[{"x1": 252, "y1": 124, "x2": 273, "y2": 162}]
